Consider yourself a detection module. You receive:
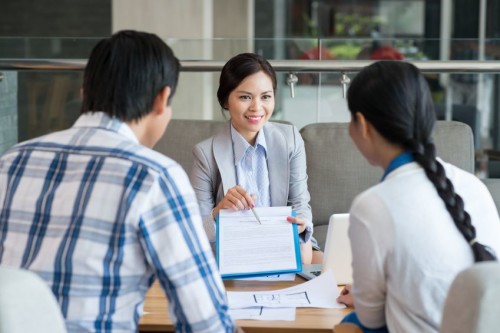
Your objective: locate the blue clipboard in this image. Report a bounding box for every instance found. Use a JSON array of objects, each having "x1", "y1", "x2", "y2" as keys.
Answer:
[{"x1": 215, "y1": 208, "x2": 302, "y2": 280}]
